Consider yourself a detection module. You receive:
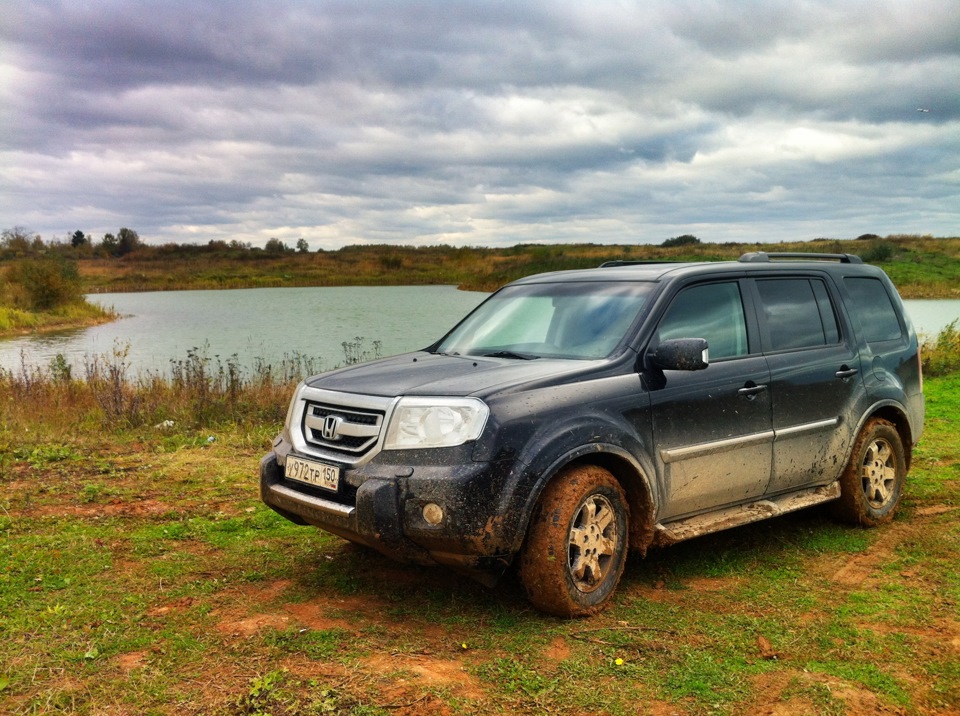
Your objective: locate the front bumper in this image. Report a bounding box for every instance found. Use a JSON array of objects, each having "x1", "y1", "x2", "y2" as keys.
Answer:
[{"x1": 259, "y1": 448, "x2": 518, "y2": 584}]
